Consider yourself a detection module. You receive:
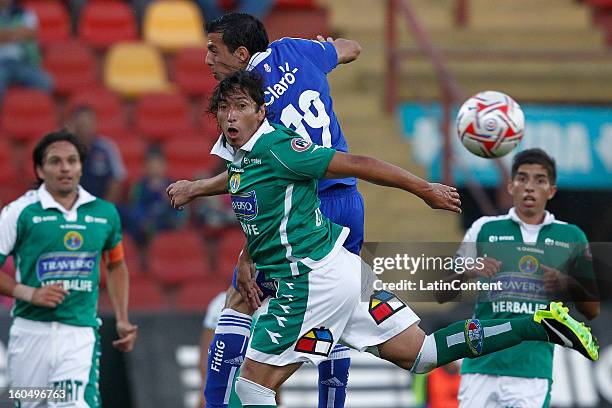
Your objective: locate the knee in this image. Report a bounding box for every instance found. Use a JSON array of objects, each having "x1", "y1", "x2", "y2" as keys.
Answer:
[
  {"x1": 224, "y1": 285, "x2": 255, "y2": 315},
  {"x1": 235, "y1": 377, "x2": 276, "y2": 406}
]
